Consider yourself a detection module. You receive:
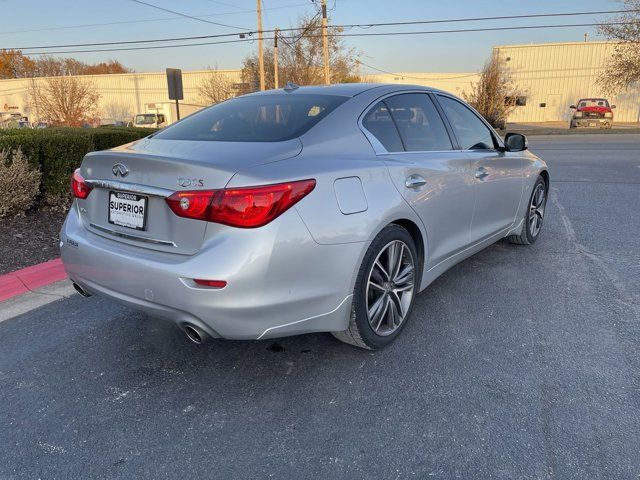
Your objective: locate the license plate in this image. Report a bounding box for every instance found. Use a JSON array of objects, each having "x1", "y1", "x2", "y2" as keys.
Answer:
[
  {"x1": 589, "y1": 122, "x2": 597, "y2": 127},
  {"x1": 108, "y1": 191, "x2": 147, "y2": 230}
]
